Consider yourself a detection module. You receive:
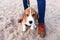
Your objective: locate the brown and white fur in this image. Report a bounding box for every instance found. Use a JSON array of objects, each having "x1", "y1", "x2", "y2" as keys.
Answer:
[{"x1": 19, "y1": 7, "x2": 38, "y2": 32}]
